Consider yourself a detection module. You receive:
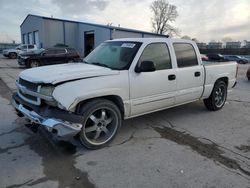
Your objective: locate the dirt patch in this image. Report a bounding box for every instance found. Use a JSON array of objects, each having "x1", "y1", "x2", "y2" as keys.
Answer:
[{"x1": 154, "y1": 126, "x2": 250, "y2": 177}]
